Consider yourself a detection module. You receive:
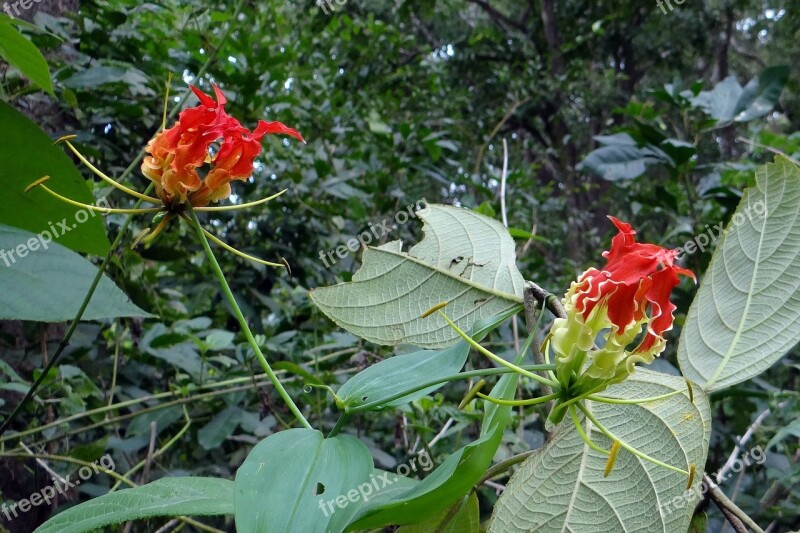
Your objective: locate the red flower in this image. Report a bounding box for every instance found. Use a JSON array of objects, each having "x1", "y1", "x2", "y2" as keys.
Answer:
[
  {"x1": 574, "y1": 216, "x2": 695, "y2": 353},
  {"x1": 550, "y1": 217, "x2": 695, "y2": 382},
  {"x1": 142, "y1": 84, "x2": 304, "y2": 207}
]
